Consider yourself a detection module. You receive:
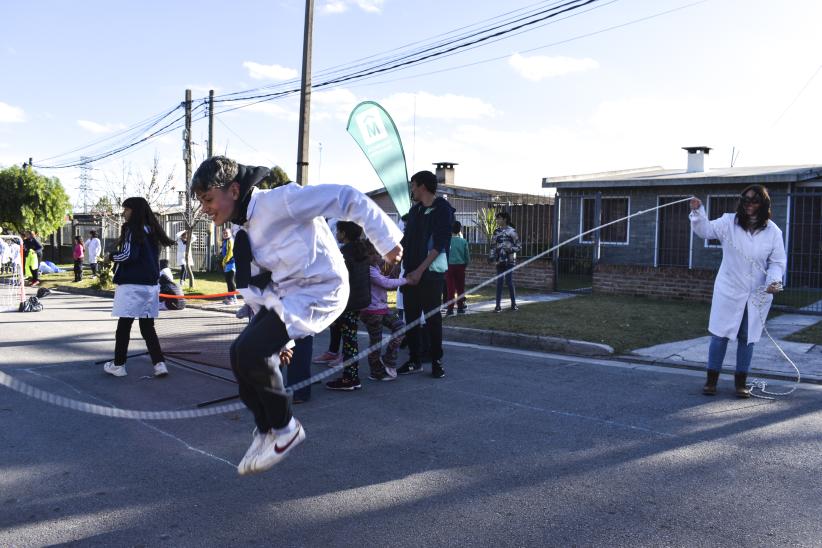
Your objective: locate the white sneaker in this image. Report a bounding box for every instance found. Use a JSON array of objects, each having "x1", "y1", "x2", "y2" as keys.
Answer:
[
  {"x1": 237, "y1": 428, "x2": 267, "y2": 476},
  {"x1": 251, "y1": 420, "x2": 306, "y2": 474},
  {"x1": 385, "y1": 366, "x2": 398, "y2": 379},
  {"x1": 103, "y1": 361, "x2": 127, "y2": 377},
  {"x1": 153, "y1": 362, "x2": 169, "y2": 377}
]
